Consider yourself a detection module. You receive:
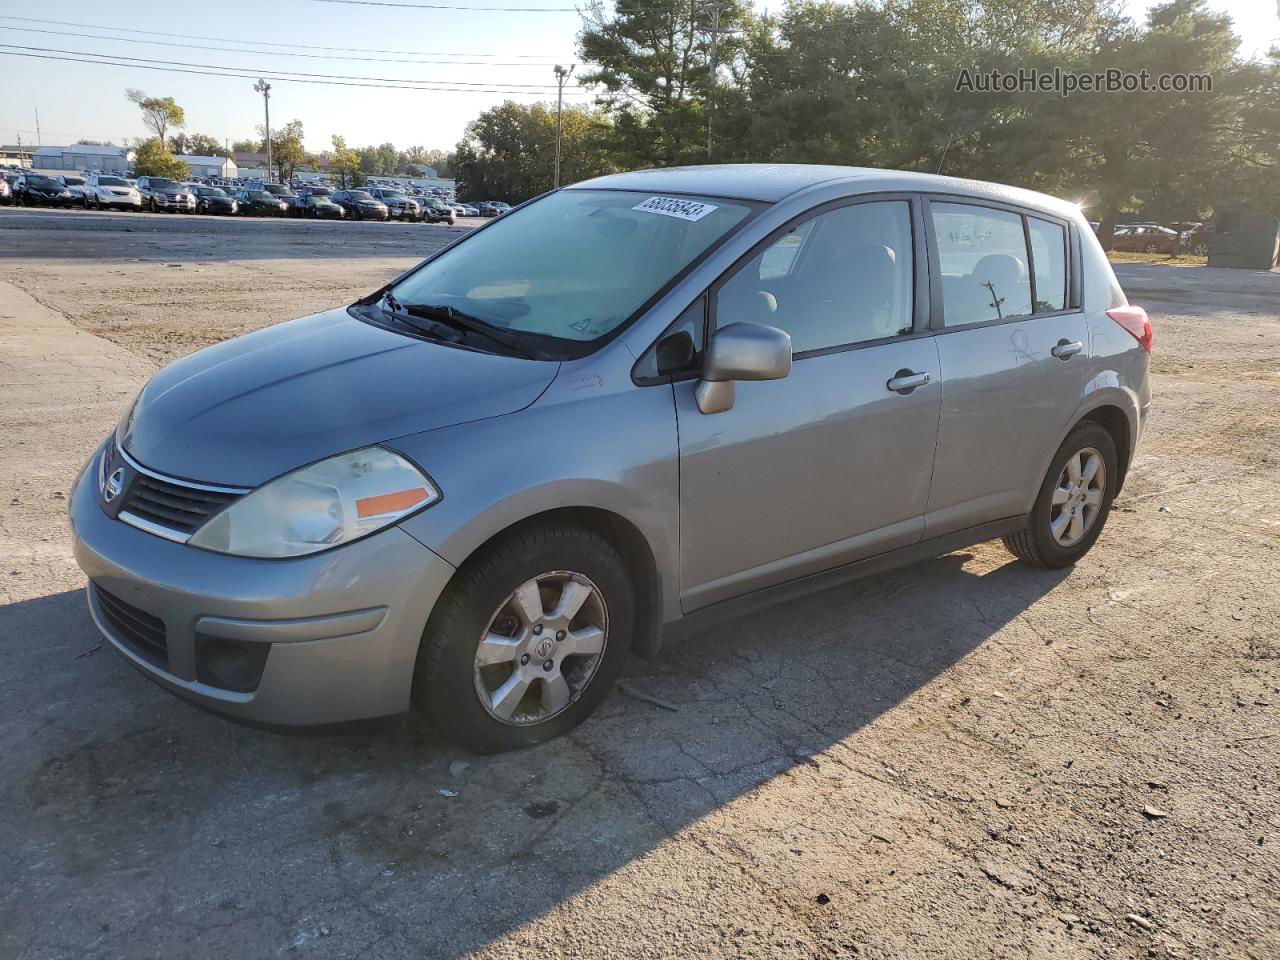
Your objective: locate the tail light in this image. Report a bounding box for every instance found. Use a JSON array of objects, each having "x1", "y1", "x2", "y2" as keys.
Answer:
[{"x1": 1106, "y1": 305, "x2": 1153, "y2": 353}]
